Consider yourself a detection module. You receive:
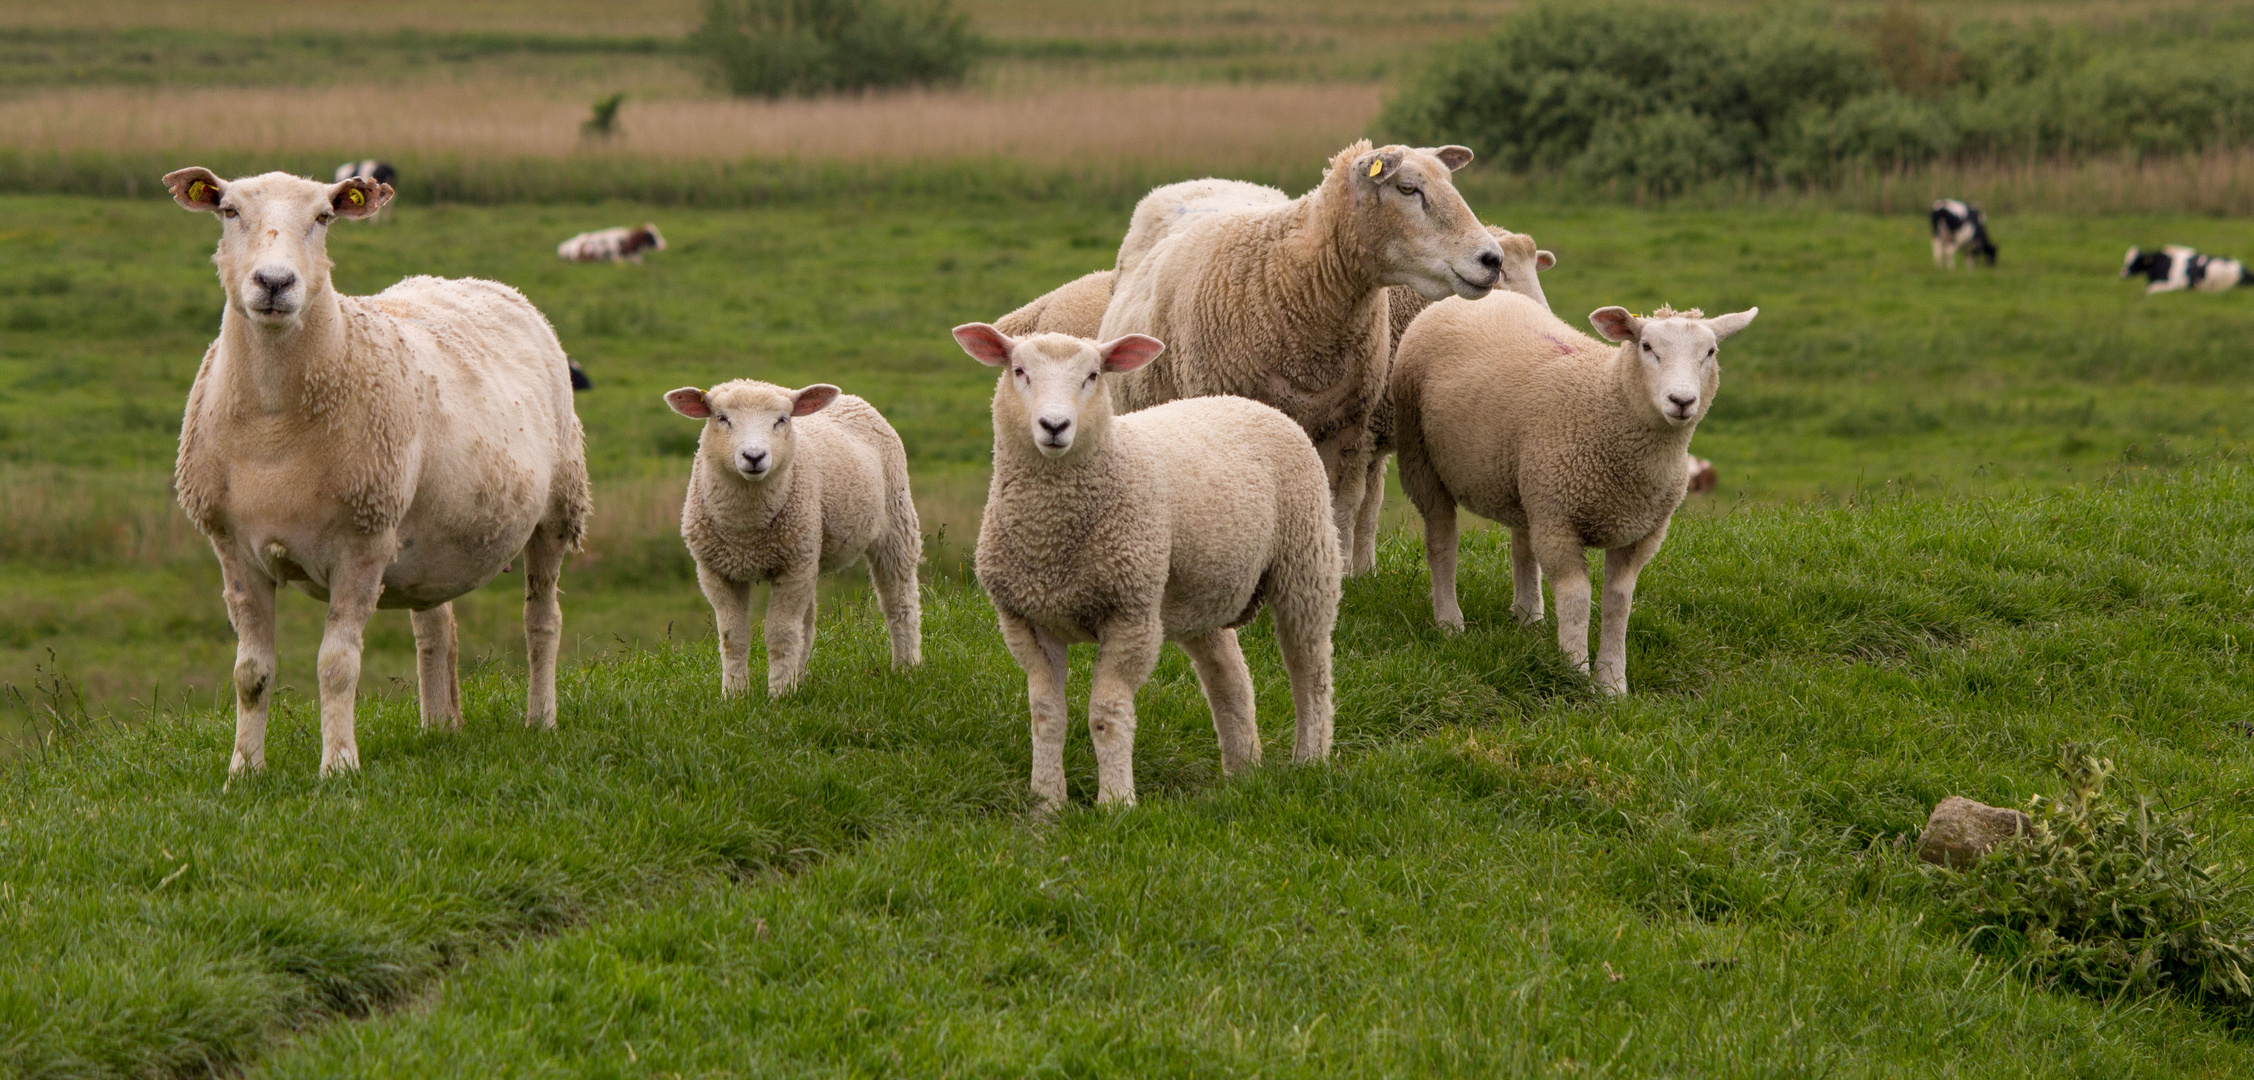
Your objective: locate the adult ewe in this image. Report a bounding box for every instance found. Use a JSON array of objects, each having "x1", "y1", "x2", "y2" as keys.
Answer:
[
  {"x1": 1392, "y1": 295, "x2": 1756, "y2": 695},
  {"x1": 953, "y1": 323, "x2": 1340, "y2": 810},
  {"x1": 663, "y1": 380, "x2": 921, "y2": 697},
  {"x1": 1096, "y1": 142, "x2": 1505, "y2": 562},
  {"x1": 165, "y1": 167, "x2": 590, "y2": 776}
]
